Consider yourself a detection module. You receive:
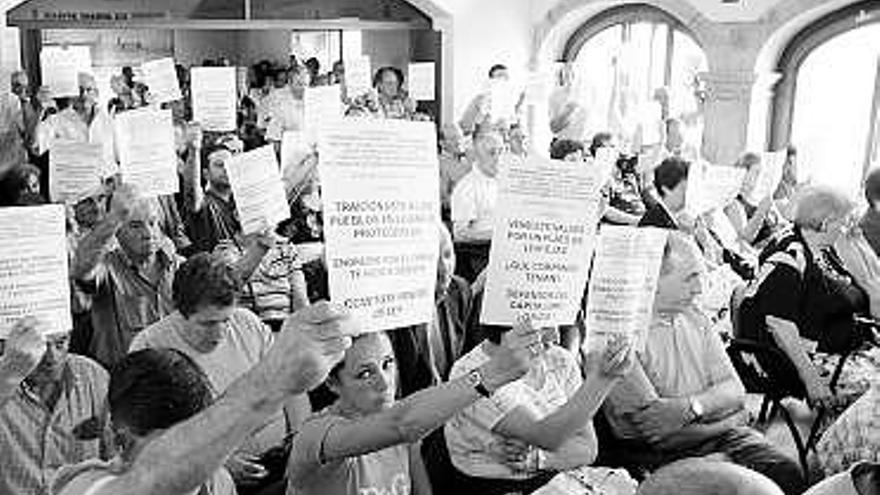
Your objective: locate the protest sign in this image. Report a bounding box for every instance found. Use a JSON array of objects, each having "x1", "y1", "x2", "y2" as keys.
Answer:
[
  {"x1": 345, "y1": 56, "x2": 372, "y2": 98},
  {"x1": 685, "y1": 161, "x2": 747, "y2": 216},
  {"x1": 745, "y1": 150, "x2": 786, "y2": 204},
  {"x1": 407, "y1": 62, "x2": 435, "y2": 101},
  {"x1": 115, "y1": 108, "x2": 178, "y2": 197},
  {"x1": 584, "y1": 226, "x2": 668, "y2": 353},
  {"x1": 304, "y1": 84, "x2": 343, "y2": 145},
  {"x1": 40, "y1": 45, "x2": 91, "y2": 98},
  {"x1": 141, "y1": 57, "x2": 182, "y2": 104},
  {"x1": 481, "y1": 156, "x2": 605, "y2": 326},
  {"x1": 49, "y1": 141, "x2": 103, "y2": 203},
  {"x1": 319, "y1": 119, "x2": 440, "y2": 332},
  {"x1": 0, "y1": 205, "x2": 71, "y2": 337},
  {"x1": 191, "y1": 67, "x2": 237, "y2": 131},
  {"x1": 225, "y1": 145, "x2": 290, "y2": 235}
]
